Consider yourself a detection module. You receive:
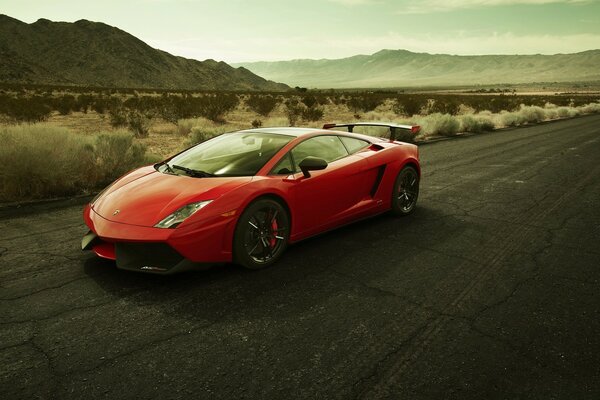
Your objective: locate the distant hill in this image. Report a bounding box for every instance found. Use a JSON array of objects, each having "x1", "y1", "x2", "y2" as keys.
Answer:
[
  {"x1": 234, "y1": 49, "x2": 600, "y2": 89},
  {"x1": 0, "y1": 15, "x2": 288, "y2": 91}
]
